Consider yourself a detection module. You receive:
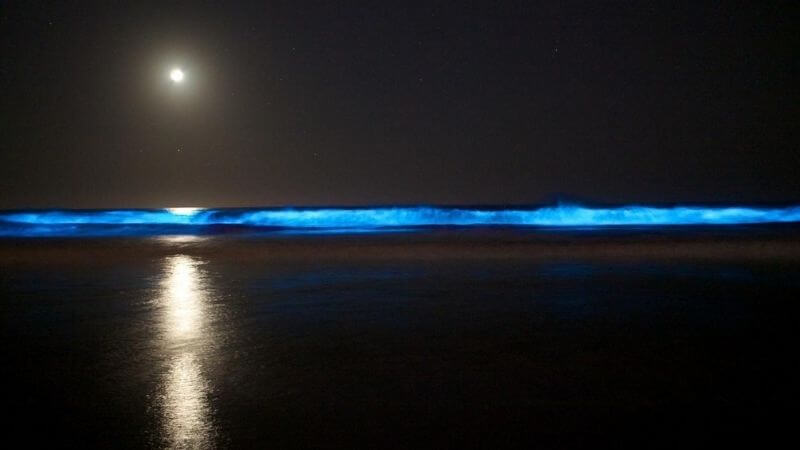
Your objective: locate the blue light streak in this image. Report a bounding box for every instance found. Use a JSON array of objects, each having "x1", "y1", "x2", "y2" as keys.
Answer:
[{"x1": 2, "y1": 204, "x2": 800, "y2": 237}]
